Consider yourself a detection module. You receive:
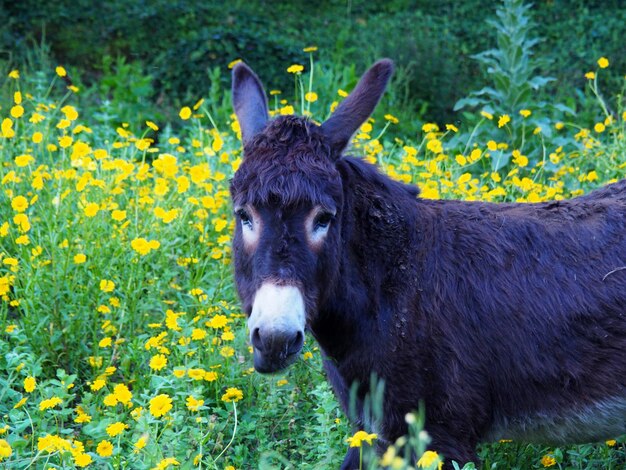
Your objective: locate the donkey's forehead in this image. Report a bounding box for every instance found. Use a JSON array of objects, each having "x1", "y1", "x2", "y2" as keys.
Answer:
[
  {"x1": 231, "y1": 116, "x2": 342, "y2": 208},
  {"x1": 245, "y1": 115, "x2": 328, "y2": 157}
]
